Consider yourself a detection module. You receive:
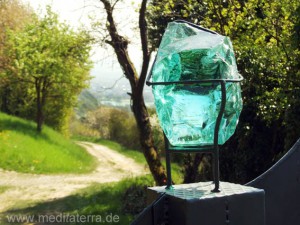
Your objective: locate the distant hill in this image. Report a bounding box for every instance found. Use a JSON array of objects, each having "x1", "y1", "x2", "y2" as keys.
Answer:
[
  {"x1": 75, "y1": 89, "x2": 99, "y2": 118},
  {"x1": 76, "y1": 82, "x2": 155, "y2": 118}
]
